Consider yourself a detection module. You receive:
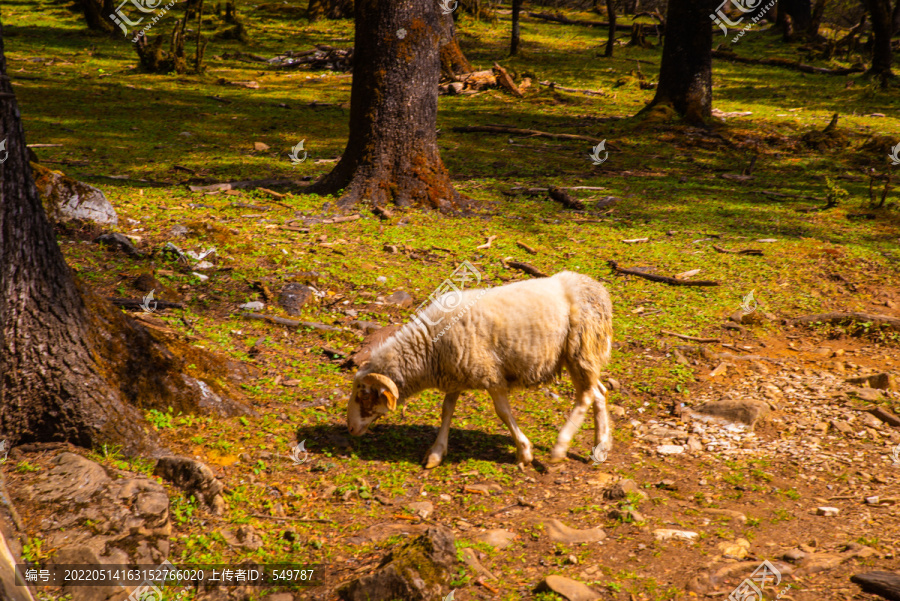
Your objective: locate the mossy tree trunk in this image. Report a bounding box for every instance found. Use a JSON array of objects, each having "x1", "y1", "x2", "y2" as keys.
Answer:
[
  {"x1": 0, "y1": 21, "x2": 244, "y2": 456},
  {"x1": 307, "y1": 0, "x2": 465, "y2": 210},
  {"x1": 862, "y1": 0, "x2": 894, "y2": 81},
  {"x1": 79, "y1": 0, "x2": 116, "y2": 34},
  {"x1": 439, "y1": 11, "x2": 473, "y2": 76},
  {"x1": 639, "y1": 0, "x2": 714, "y2": 123}
]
